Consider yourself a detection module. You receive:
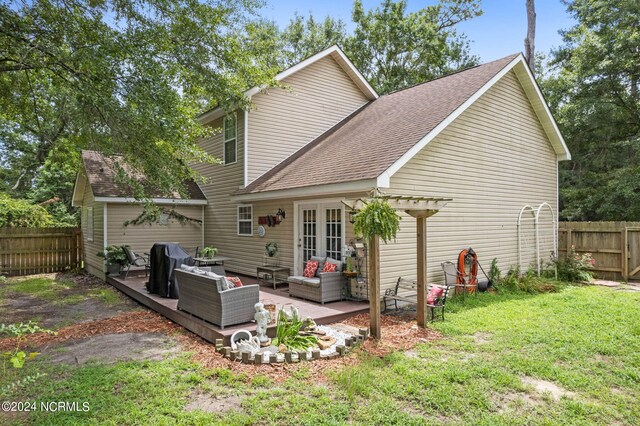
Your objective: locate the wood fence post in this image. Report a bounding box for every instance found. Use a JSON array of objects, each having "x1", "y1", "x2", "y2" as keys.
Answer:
[{"x1": 623, "y1": 228, "x2": 628, "y2": 281}]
